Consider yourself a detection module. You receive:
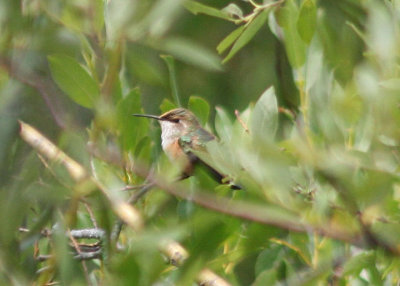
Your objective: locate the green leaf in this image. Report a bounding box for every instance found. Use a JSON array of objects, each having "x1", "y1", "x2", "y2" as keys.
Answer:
[
  {"x1": 223, "y1": 10, "x2": 269, "y2": 63},
  {"x1": 216, "y1": 25, "x2": 246, "y2": 54},
  {"x1": 117, "y1": 88, "x2": 148, "y2": 151},
  {"x1": 297, "y1": 0, "x2": 317, "y2": 44},
  {"x1": 162, "y1": 38, "x2": 223, "y2": 71},
  {"x1": 91, "y1": 158, "x2": 126, "y2": 201},
  {"x1": 253, "y1": 269, "x2": 277, "y2": 286},
  {"x1": 215, "y1": 107, "x2": 233, "y2": 142},
  {"x1": 221, "y1": 3, "x2": 243, "y2": 19},
  {"x1": 93, "y1": 0, "x2": 105, "y2": 35},
  {"x1": 48, "y1": 54, "x2": 99, "y2": 109},
  {"x1": 160, "y1": 98, "x2": 176, "y2": 113},
  {"x1": 342, "y1": 251, "x2": 374, "y2": 276},
  {"x1": 109, "y1": 254, "x2": 141, "y2": 285},
  {"x1": 250, "y1": 86, "x2": 278, "y2": 141},
  {"x1": 134, "y1": 136, "x2": 152, "y2": 162},
  {"x1": 255, "y1": 247, "x2": 282, "y2": 276},
  {"x1": 276, "y1": 0, "x2": 306, "y2": 68},
  {"x1": 184, "y1": 0, "x2": 233, "y2": 21},
  {"x1": 188, "y1": 96, "x2": 210, "y2": 125}
]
